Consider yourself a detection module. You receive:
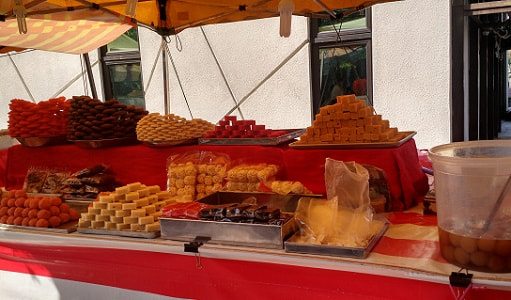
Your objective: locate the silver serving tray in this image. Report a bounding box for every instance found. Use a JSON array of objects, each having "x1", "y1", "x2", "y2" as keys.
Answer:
[
  {"x1": 289, "y1": 131, "x2": 417, "y2": 149},
  {"x1": 284, "y1": 219, "x2": 388, "y2": 259},
  {"x1": 70, "y1": 136, "x2": 139, "y2": 149},
  {"x1": 16, "y1": 135, "x2": 69, "y2": 147},
  {"x1": 160, "y1": 191, "x2": 321, "y2": 249},
  {"x1": 143, "y1": 137, "x2": 198, "y2": 148},
  {"x1": 198, "y1": 129, "x2": 305, "y2": 146}
]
